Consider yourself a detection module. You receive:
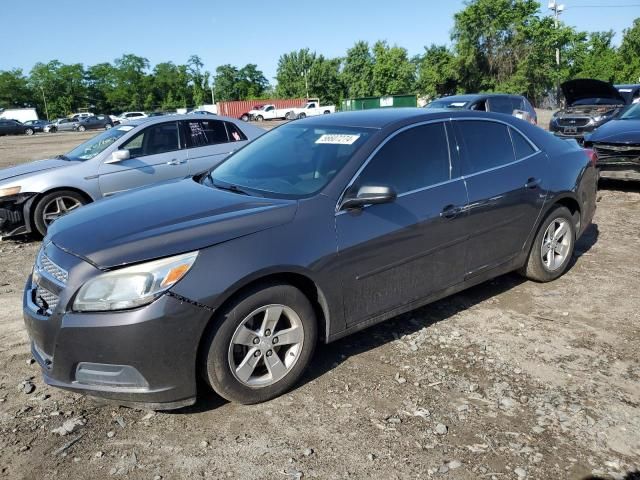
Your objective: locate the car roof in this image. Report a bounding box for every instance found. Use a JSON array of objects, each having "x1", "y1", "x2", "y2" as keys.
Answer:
[
  {"x1": 124, "y1": 113, "x2": 241, "y2": 127},
  {"x1": 297, "y1": 107, "x2": 519, "y2": 129}
]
